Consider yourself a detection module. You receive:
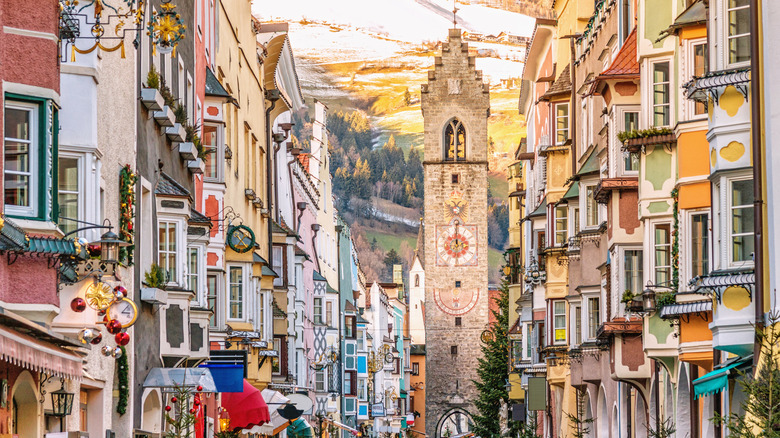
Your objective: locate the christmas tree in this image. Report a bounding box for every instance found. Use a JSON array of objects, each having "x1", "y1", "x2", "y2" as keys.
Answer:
[
  {"x1": 164, "y1": 385, "x2": 201, "y2": 438},
  {"x1": 472, "y1": 271, "x2": 520, "y2": 437}
]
